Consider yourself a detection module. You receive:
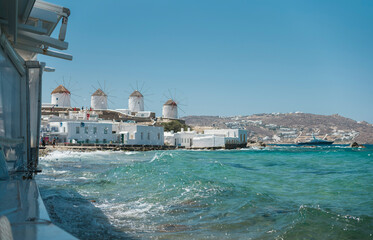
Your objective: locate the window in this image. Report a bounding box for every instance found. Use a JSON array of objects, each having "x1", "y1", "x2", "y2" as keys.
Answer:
[
  {"x1": 141, "y1": 132, "x2": 143, "y2": 140},
  {"x1": 157, "y1": 133, "x2": 160, "y2": 140},
  {"x1": 76, "y1": 127, "x2": 80, "y2": 134},
  {"x1": 93, "y1": 127, "x2": 97, "y2": 134},
  {"x1": 147, "y1": 132, "x2": 150, "y2": 140},
  {"x1": 63, "y1": 127, "x2": 66, "y2": 133},
  {"x1": 85, "y1": 139, "x2": 89, "y2": 143},
  {"x1": 85, "y1": 127, "x2": 88, "y2": 134},
  {"x1": 96, "y1": 139, "x2": 99, "y2": 143},
  {"x1": 104, "y1": 128, "x2": 108, "y2": 134},
  {"x1": 103, "y1": 139, "x2": 107, "y2": 143}
]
